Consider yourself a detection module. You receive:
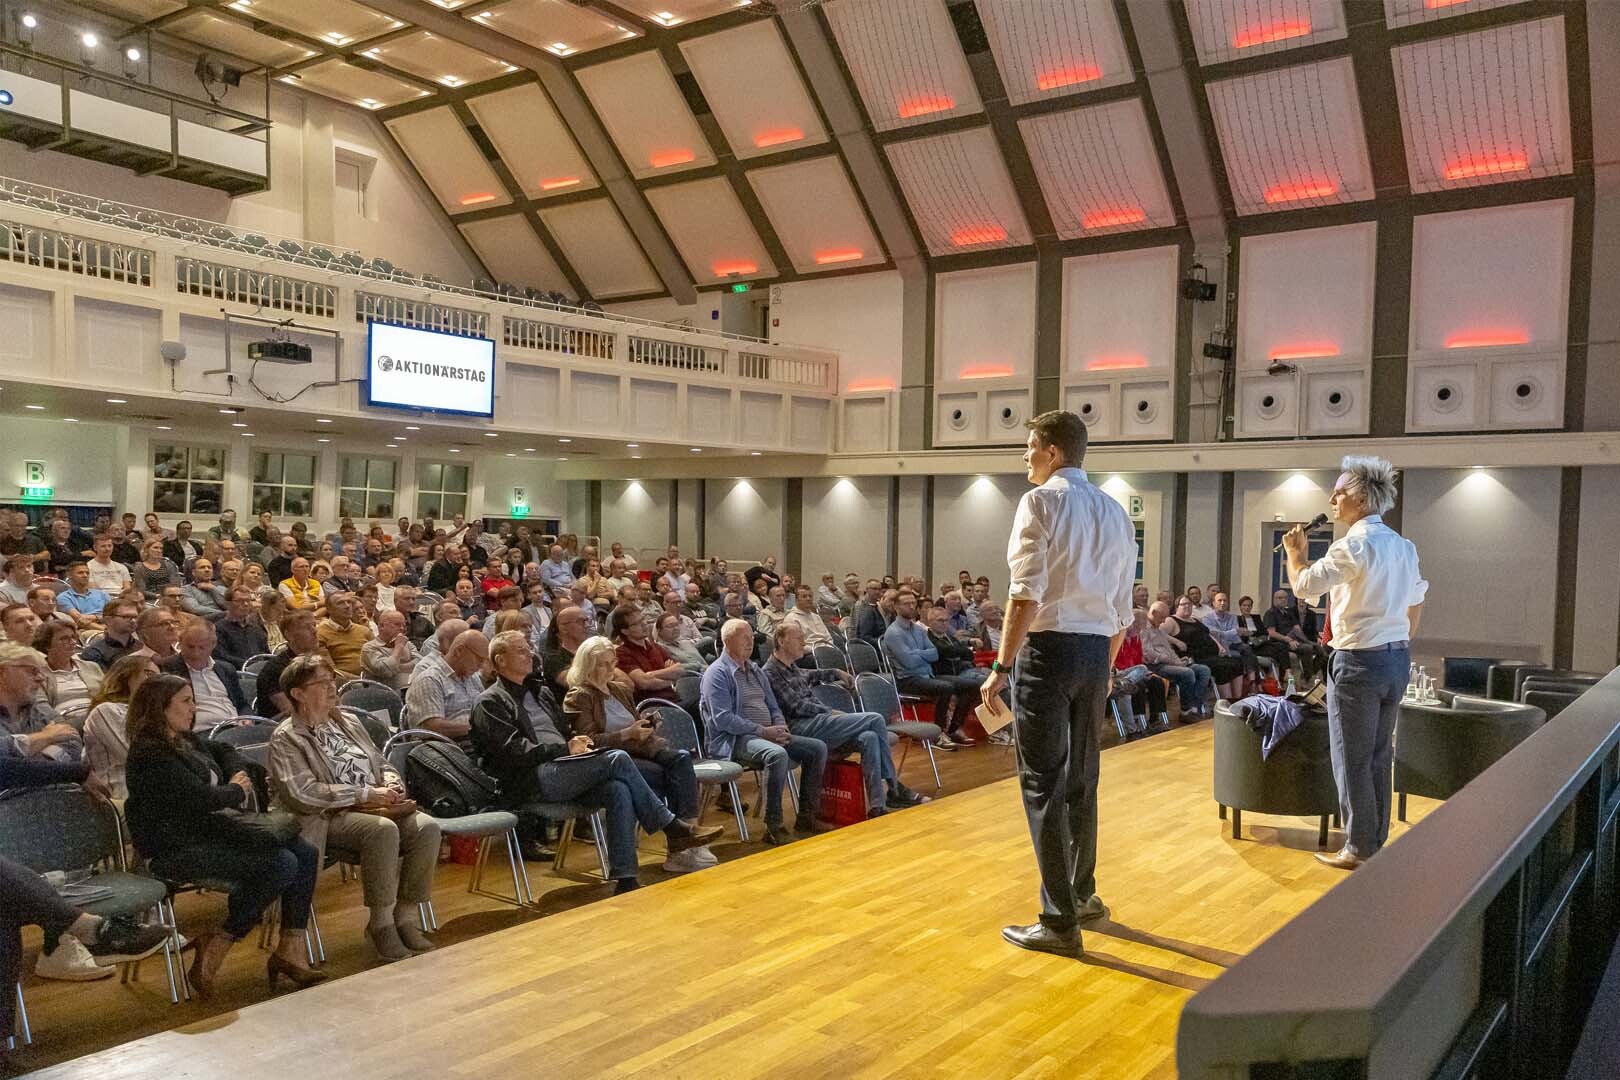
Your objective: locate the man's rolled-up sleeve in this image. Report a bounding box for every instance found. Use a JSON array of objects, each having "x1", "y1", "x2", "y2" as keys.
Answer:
[
  {"x1": 1006, "y1": 494, "x2": 1047, "y2": 603},
  {"x1": 1290, "y1": 537, "x2": 1361, "y2": 603}
]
